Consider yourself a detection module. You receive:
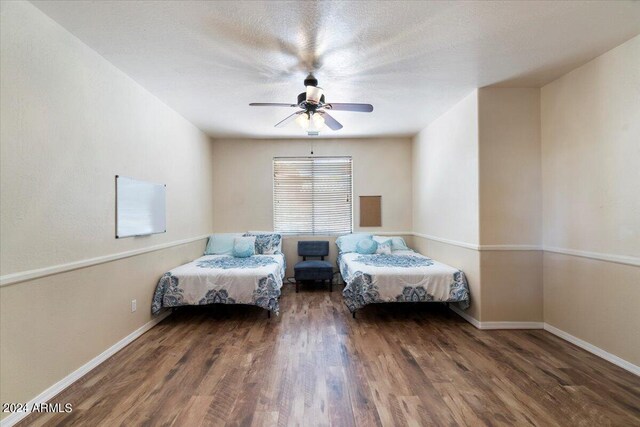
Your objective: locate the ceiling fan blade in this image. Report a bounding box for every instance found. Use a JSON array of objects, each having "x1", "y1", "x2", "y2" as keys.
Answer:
[
  {"x1": 323, "y1": 103, "x2": 374, "y2": 112},
  {"x1": 275, "y1": 111, "x2": 304, "y2": 128},
  {"x1": 250, "y1": 103, "x2": 297, "y2": 107},
  {"x1": 320, "y1": 112, "x2": 343, "y2": 130}
]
